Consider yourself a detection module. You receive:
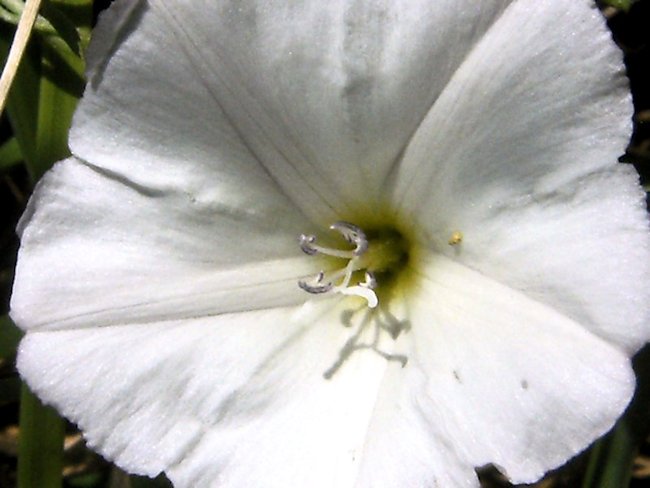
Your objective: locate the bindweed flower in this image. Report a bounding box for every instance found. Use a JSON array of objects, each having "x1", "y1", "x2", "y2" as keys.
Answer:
[{"x1": 10, "y1": 0, "x2": 650, "y2": 486}]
